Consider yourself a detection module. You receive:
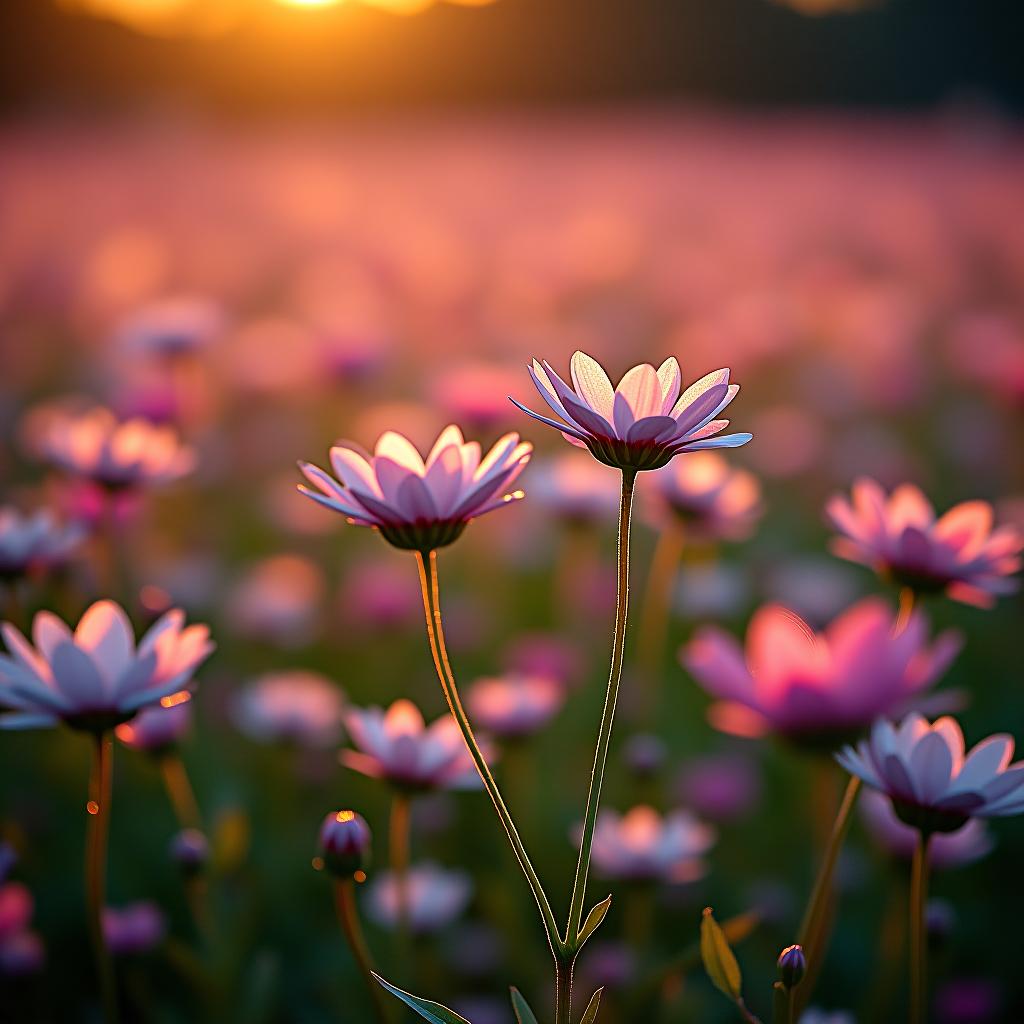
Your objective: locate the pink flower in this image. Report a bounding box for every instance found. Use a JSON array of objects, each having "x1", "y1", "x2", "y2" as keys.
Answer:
[
  {"x1": 529, "y1": 455, "x2": 621, "y2": 526},
  {"x1": 115, "y1": 296, "x2": 222, "y2": 359},
  {"x1": 115, "y1": 700, "x2": 193, "y2": 754},
  {"x1": 838, "y1": 714, "x2": 1024, "y2": 834},
  {"x1": 467, "y1": 674, "x2": 564, "y2": 739},
  {"x1": 37, "y1": 407, "x2": 195, "y2": 489},
  {"x1": 231, "y1": 670, "x2": 344, "y2": 749},
  {"x1": 681, "y1": 599, "x2": 960, "y2": 744},
  {"x1": 318, "y1": 810, "x2": 372, "y2": 878},
  {"x1": 342, "y1": 699, "x2": 482, "y2": 792},
  {"x1": 859, "y1": 790, "x2": 993, "y2": 870},
  {"x1": 102, "y1": 902, "x2": 166, "y2": 956},
  {"x1": 646, "y1": 451, "x2": 762, "y2": 540},
  {"x1": 0, "y1": 506, "x2": 84, "y2": 579},
  {"x1": 514, "y1": 351, "x2": 750, "y2": 471},
  {"x1": 299, "y1": 425, "x2": 532, "y2": 551},
  {"x1": 365, "y1": 862, "x2": 471, "y2": 934},
  {"x1": 0, "y1": 601, "x2": 213, "y2": 732},
  {"x1": 582, "y1": 805, "x2": 715, "y2": 883},
  {"x1": 826, "y1": 479, "x2": 1022, "y2": 607}
]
